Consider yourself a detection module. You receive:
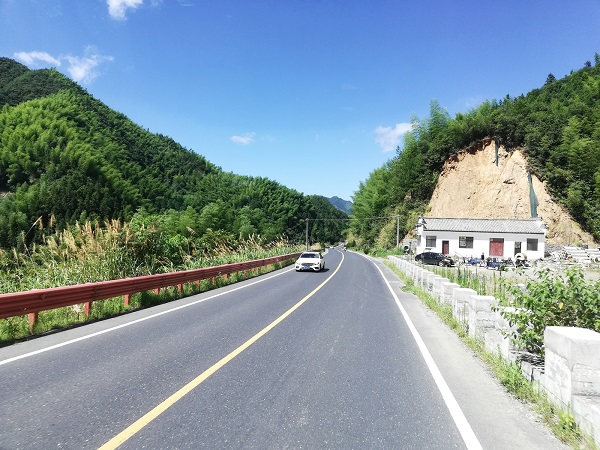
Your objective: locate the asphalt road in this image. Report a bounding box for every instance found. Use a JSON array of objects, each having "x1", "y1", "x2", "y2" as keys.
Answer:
[{"x1": 0, "y1": 249, "x2": 566, "y2": 449}]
